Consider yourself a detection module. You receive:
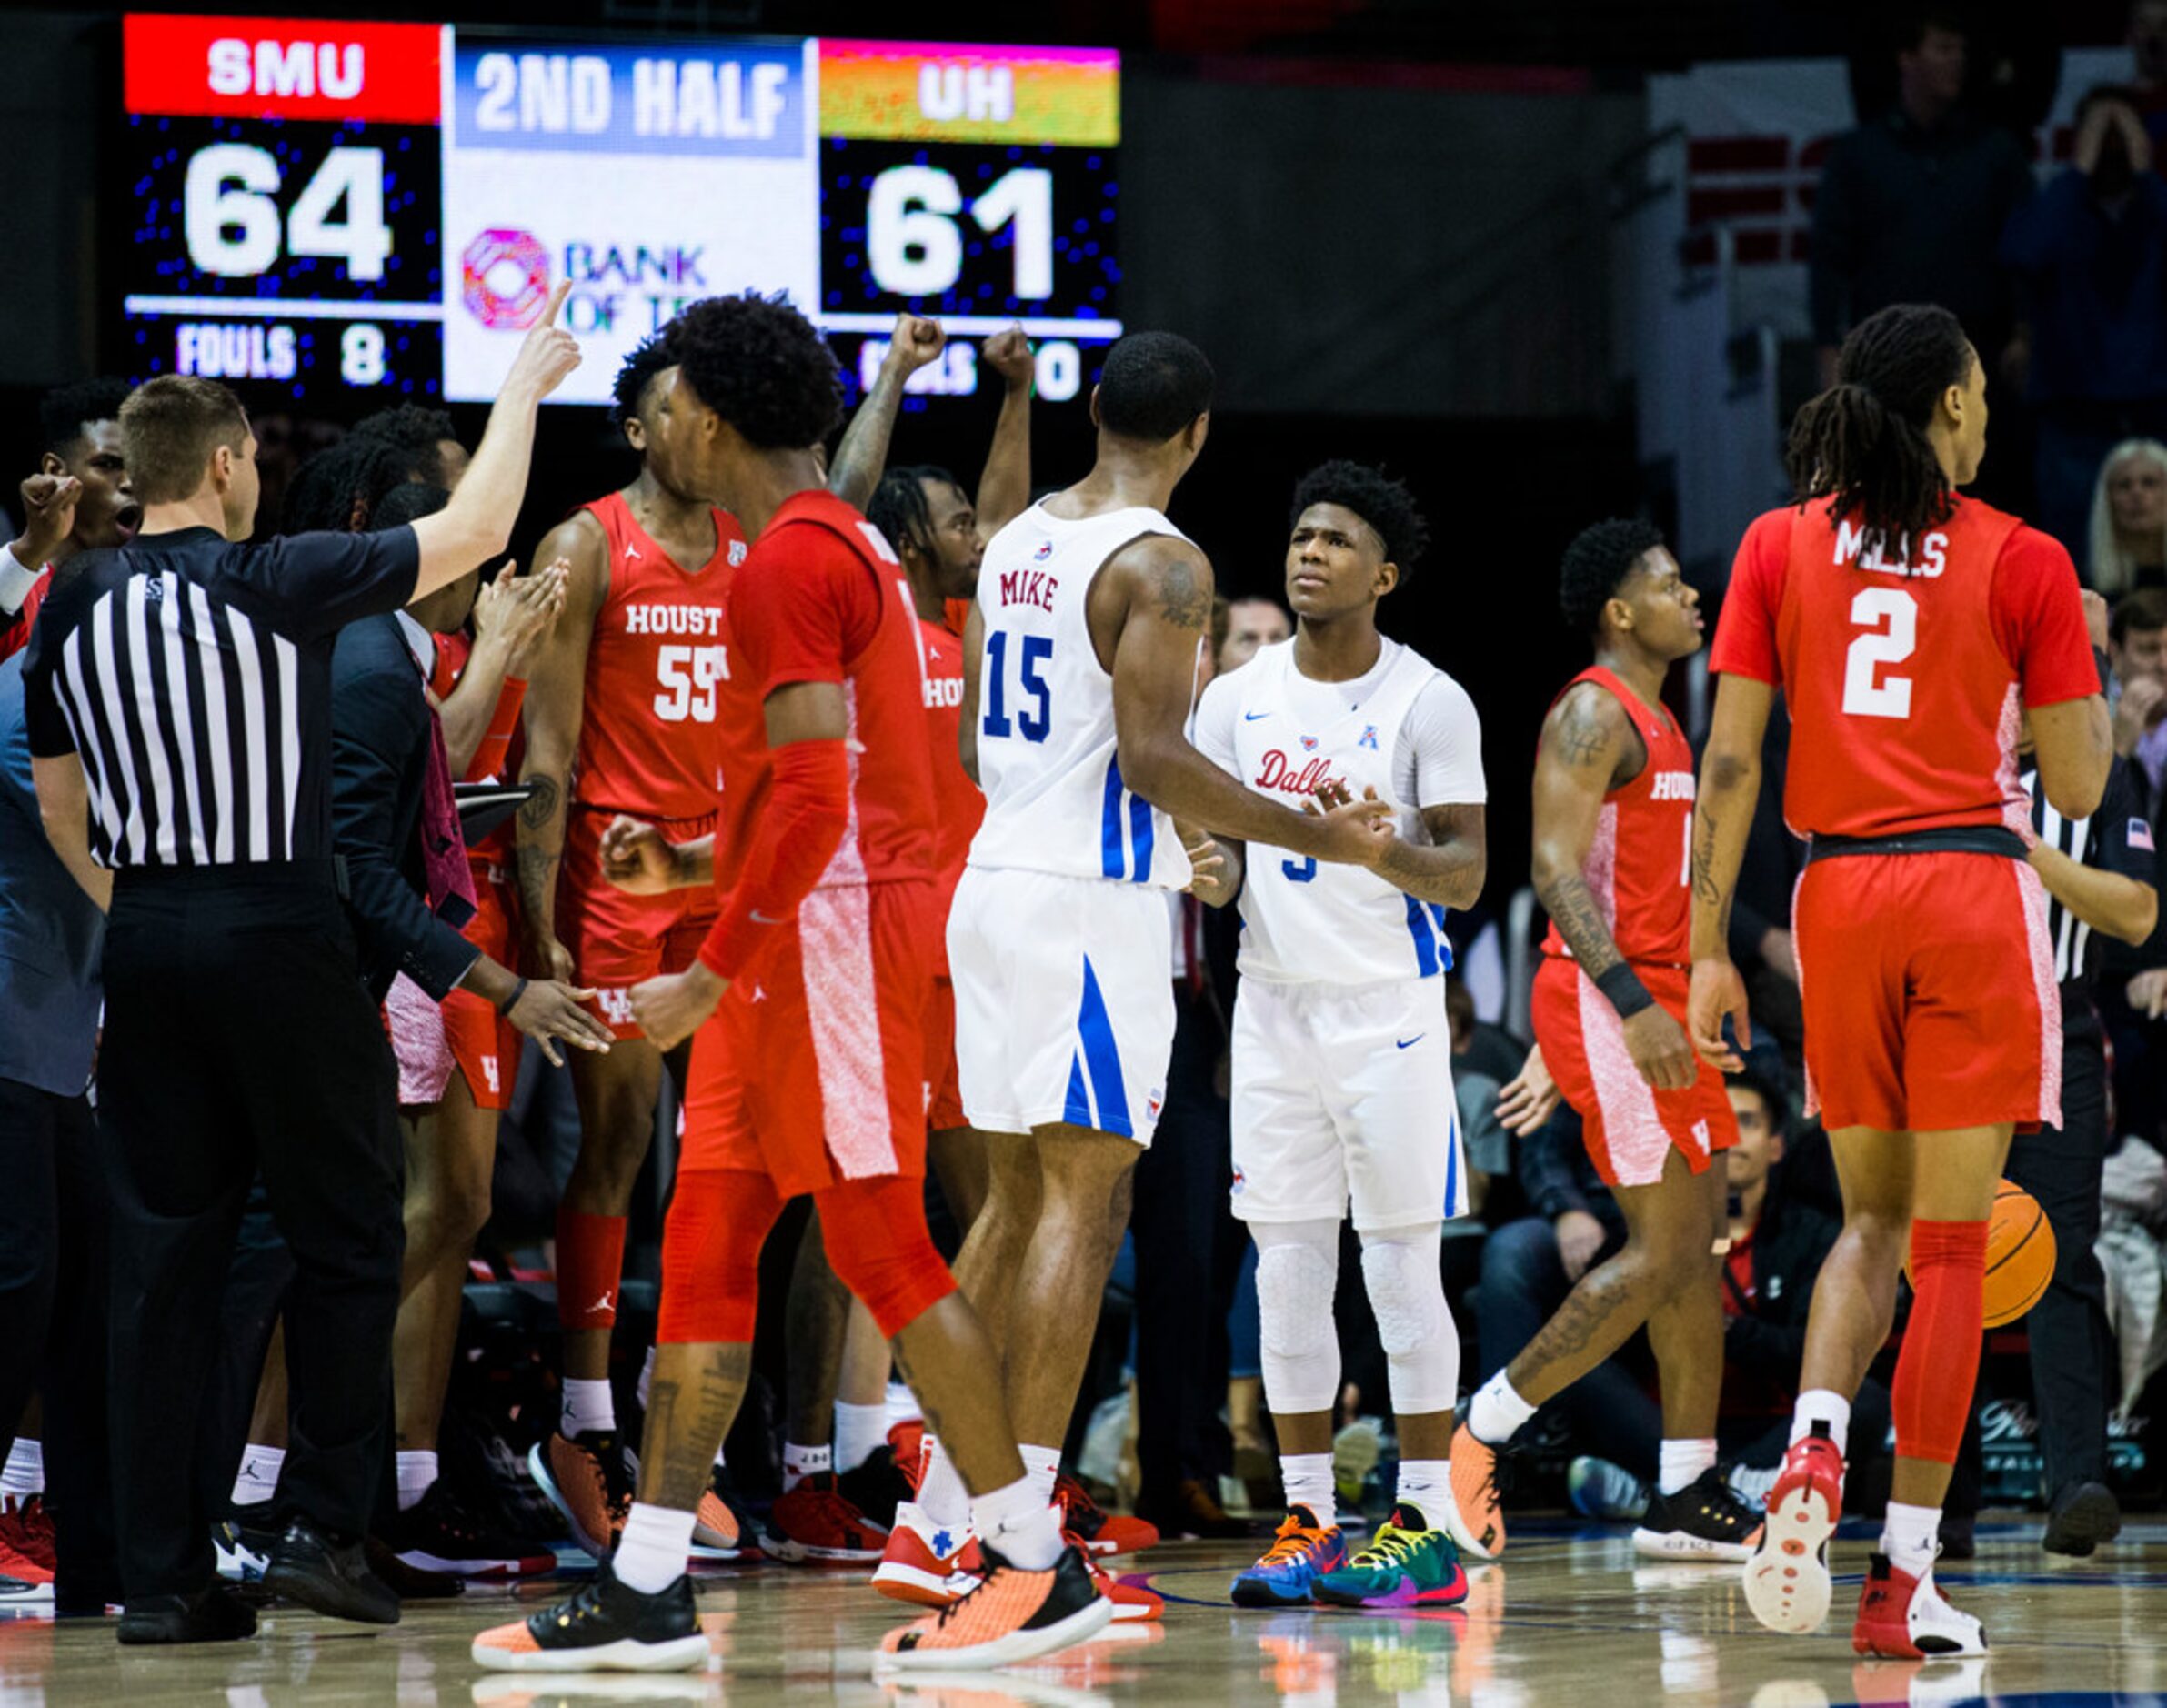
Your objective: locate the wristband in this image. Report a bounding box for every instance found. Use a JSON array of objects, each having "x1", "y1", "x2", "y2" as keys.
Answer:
[
  {"x1": 496, "y1": 976, "x2": 528, "y2": 1016},
  {"x1": 1593, "y1": 962, "x2": 1655, "y2": 1019}
]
